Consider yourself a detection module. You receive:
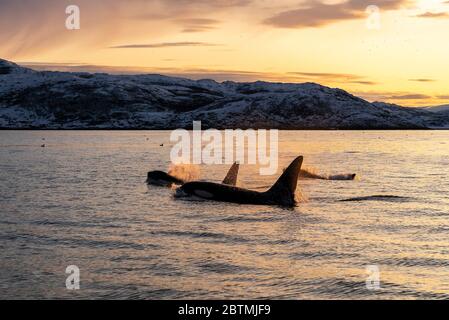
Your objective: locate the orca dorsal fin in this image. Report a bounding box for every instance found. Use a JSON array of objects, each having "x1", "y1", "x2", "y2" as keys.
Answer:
[
  {"x1": 266, "y1": 156, "x2": 303, "y2": 205},
  {"x1": 222, "y1": 162, "x2": 239, "y2": 186}
]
